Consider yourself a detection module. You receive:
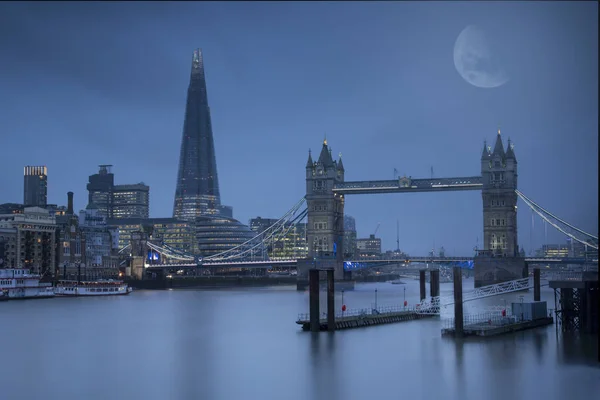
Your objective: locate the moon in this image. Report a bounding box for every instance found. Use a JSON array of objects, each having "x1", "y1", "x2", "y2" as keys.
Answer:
[{"x1": 453, "y1": 25, "x2": 509, "y2": 89}]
